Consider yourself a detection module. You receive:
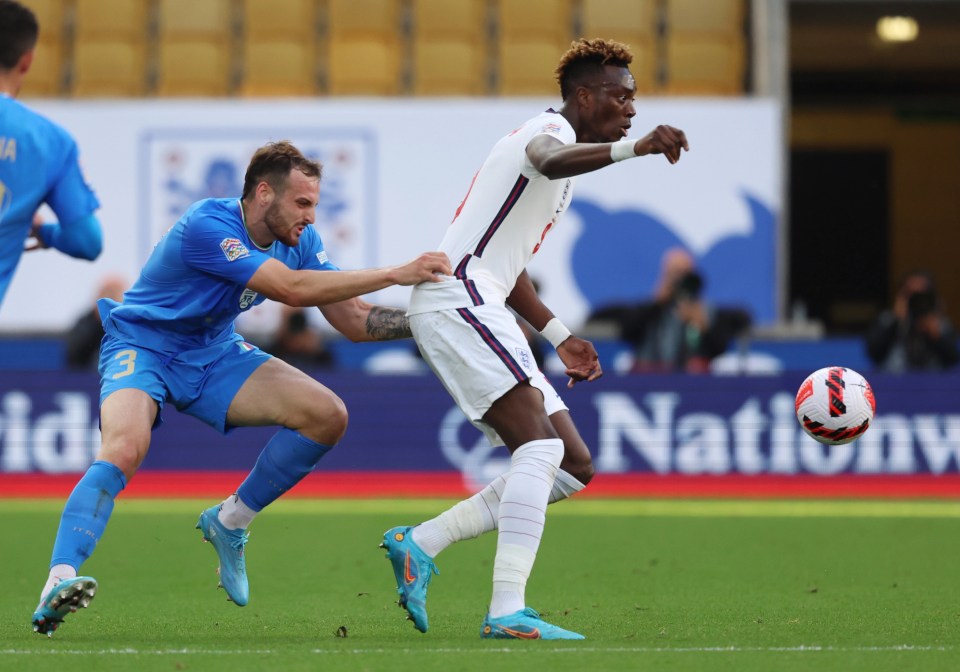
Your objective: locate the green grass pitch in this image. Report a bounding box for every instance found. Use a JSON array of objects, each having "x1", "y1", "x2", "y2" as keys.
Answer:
[{"x1": 1, "y1": 498, "x2": 958, "y2": 672}]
